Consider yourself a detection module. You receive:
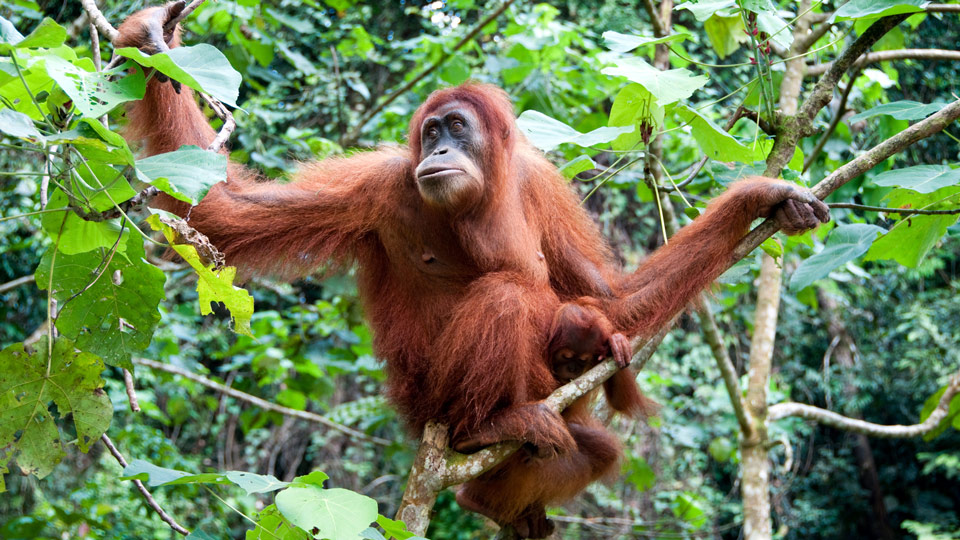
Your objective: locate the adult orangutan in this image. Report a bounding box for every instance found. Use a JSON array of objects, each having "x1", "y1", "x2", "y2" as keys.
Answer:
[{"x1": 117, "y1": 3, "x2": 829, "y2": 537}]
